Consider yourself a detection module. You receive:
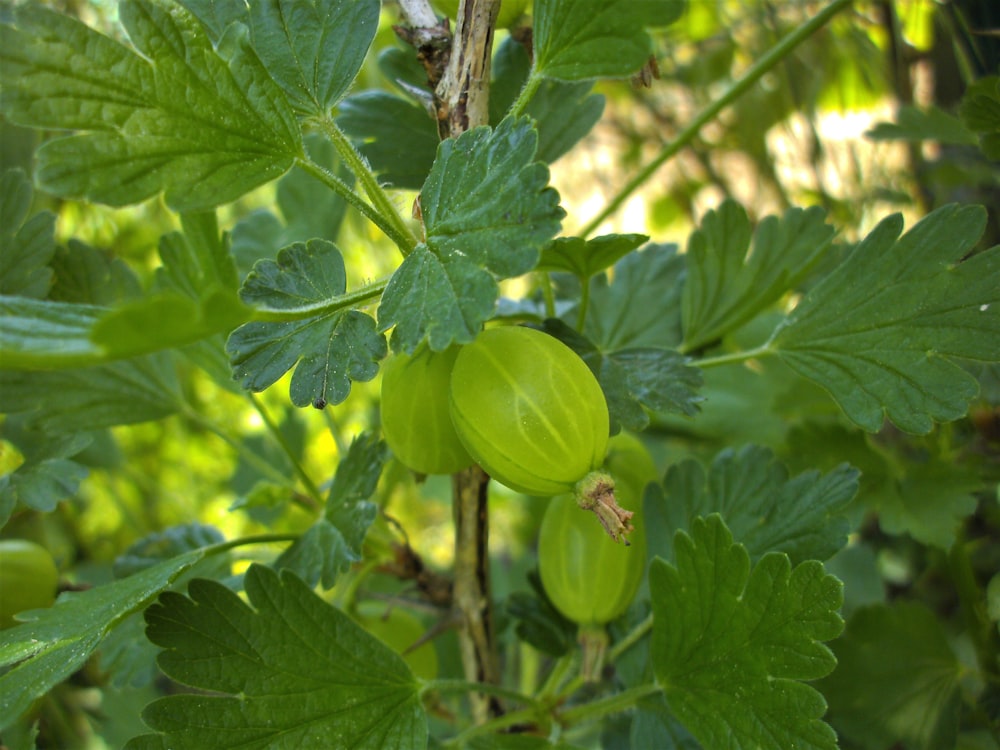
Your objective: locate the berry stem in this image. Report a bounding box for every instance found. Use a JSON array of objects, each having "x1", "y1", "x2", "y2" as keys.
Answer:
[{"x1": 574, "y1": 471, "x2": 634, "y2": 544}]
